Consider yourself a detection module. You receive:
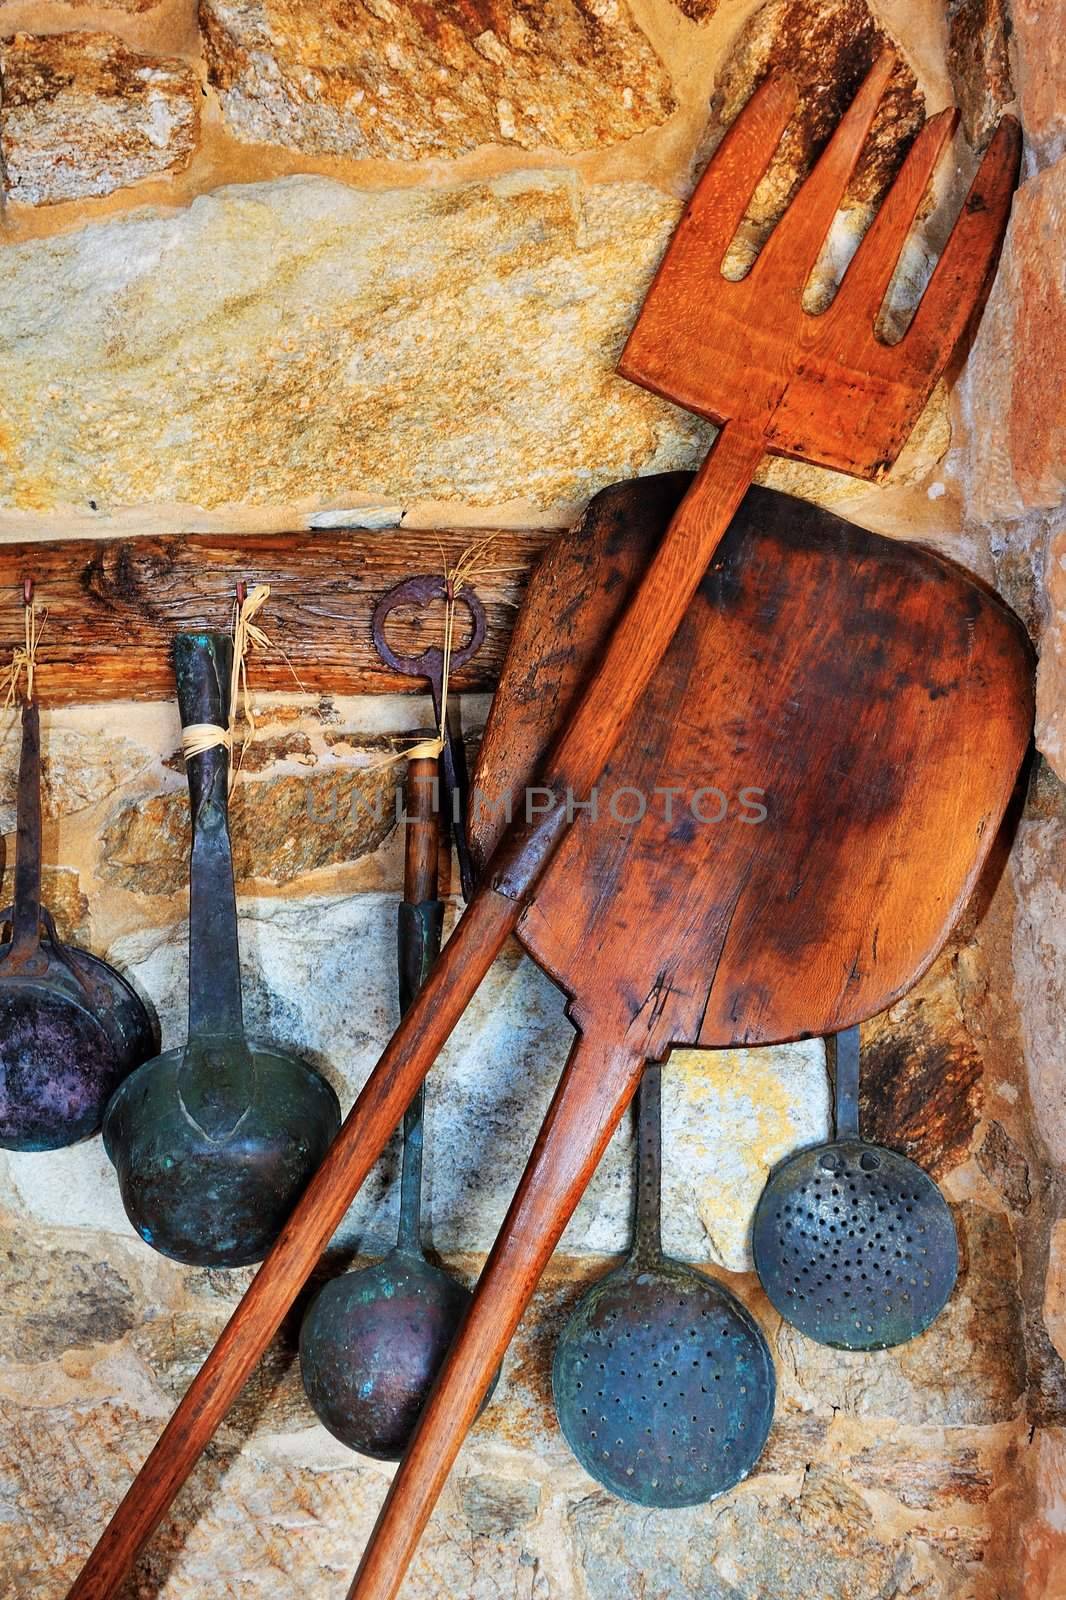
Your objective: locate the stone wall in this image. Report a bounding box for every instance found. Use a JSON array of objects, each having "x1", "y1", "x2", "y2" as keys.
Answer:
[{"x1": 0, "y1": 2, "x2": 1063, "y2": 1598}]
